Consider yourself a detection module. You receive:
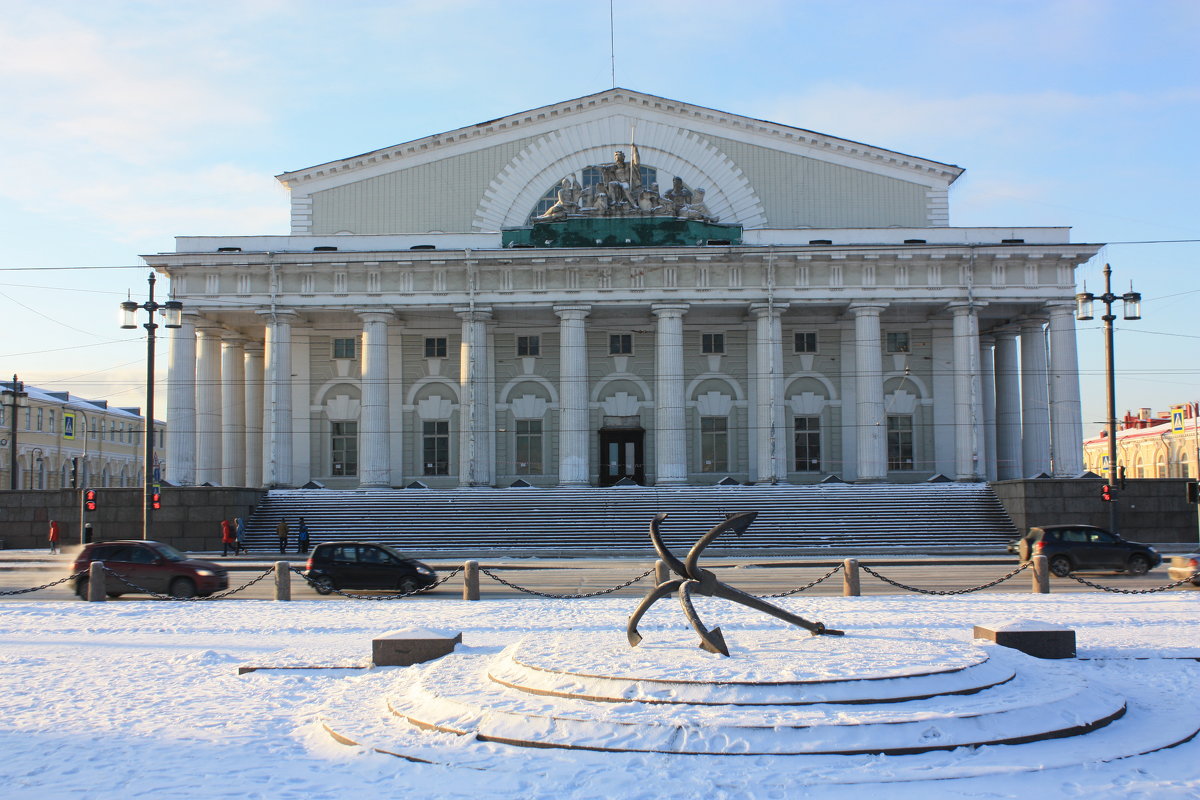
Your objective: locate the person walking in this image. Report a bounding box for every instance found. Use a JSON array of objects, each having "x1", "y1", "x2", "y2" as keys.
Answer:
[
  {"x1": 48, "y1": 520, "x2": 60, "y2": 555},
  {"x1": 277, "y1": 518, "x2": 289, "y2": 554},
  {"x1": 234, "y1": 517, "x2": 247, "y2": 555},
  {"x1": 220, "y1": 519, "x2": 235, "y2": 557},
  {"x1": 296, "y1": 518, "x2": 310, "y2": 555}
]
